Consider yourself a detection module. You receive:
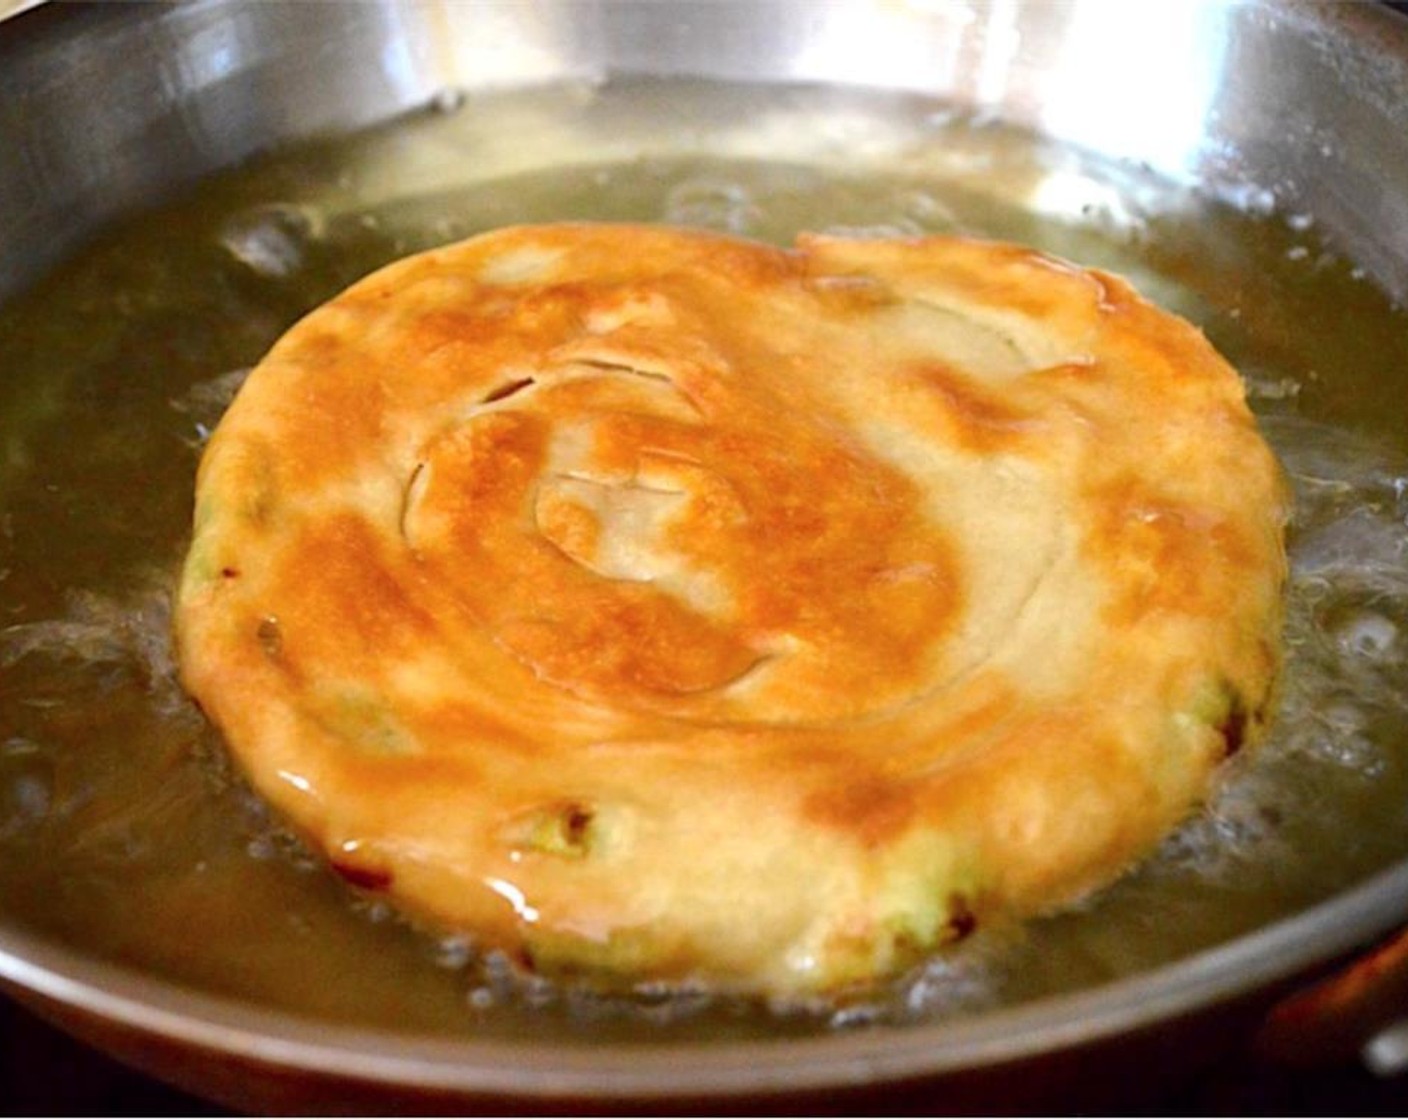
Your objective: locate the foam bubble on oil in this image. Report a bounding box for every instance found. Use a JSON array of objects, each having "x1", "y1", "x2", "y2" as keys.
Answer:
[
  {"x1": 218, "y1": 205, "x2": 323, "y2": 280},
  {"x1": 0, "y1": 573, "x2": 226, "y2": 873},
  {"x1": 0, "y1": 737, "x2": 54, "y2": 842},
  {"x1": 1, "y1": 579, "x2": 188, "y2": 714},
  {"x1": 664, "y1": 178, "x2": 761, "y2": 234}
]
